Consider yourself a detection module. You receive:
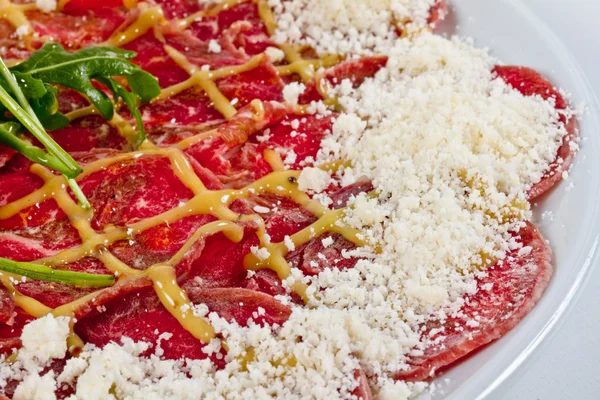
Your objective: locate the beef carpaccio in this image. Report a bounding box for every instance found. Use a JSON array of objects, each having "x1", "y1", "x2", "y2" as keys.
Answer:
[{"x1": 0, "y1": 0, "x2": 577, "y2": 399}]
